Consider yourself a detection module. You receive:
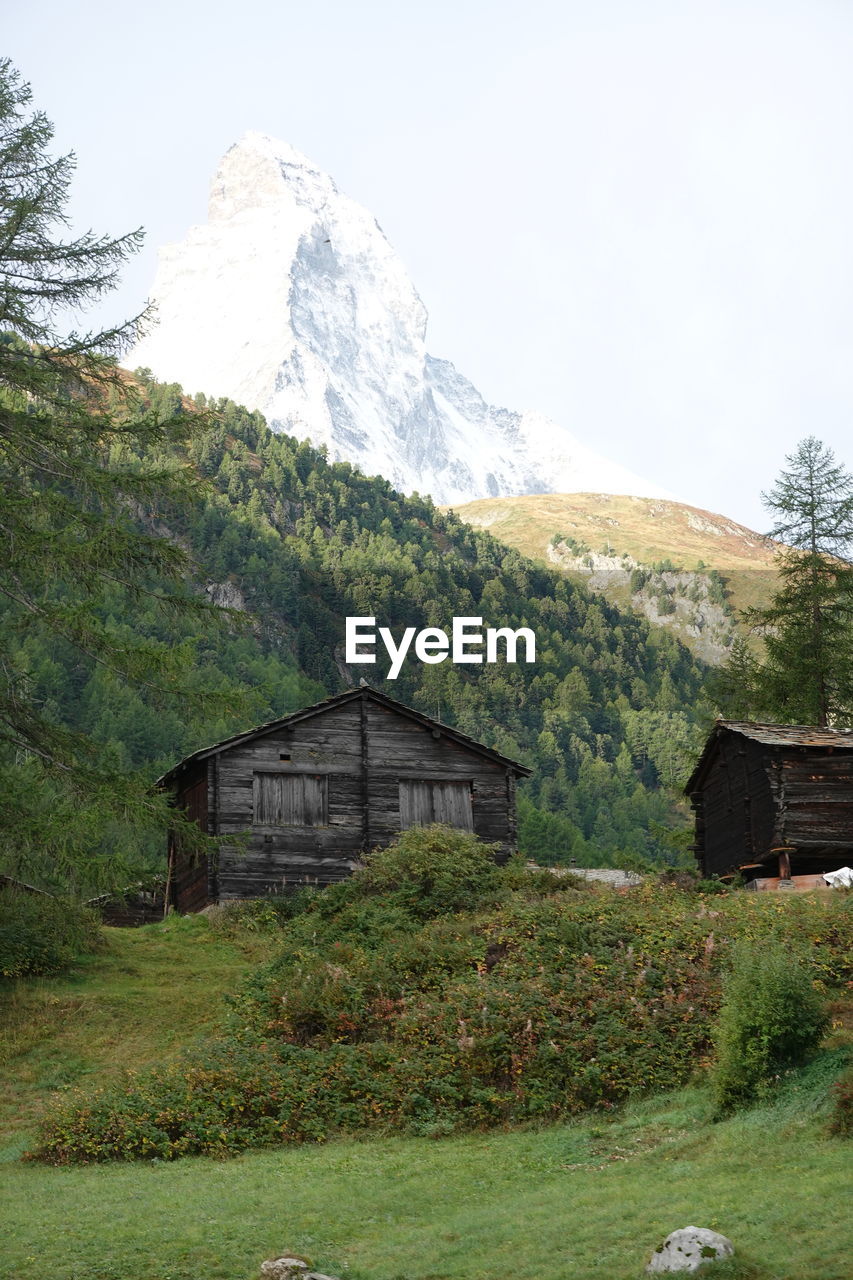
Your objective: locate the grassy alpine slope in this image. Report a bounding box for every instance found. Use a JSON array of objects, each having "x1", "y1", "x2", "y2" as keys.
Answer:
[
  {"x1": 0, "y1": 911, "x2": 280, "y2": 1149},
  {"x1": 1, "y1": 1070, "x2": 851, "y2": 1280},
  {"x1": 450, "y1": 493, "x2": 778, "y2": 577},
  {"x1": 450, "y1": 492, "x2": 781, "y2": 664},
  {"x1": 1, "y1": 859, "x2": 851, "y2": 1280}
]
